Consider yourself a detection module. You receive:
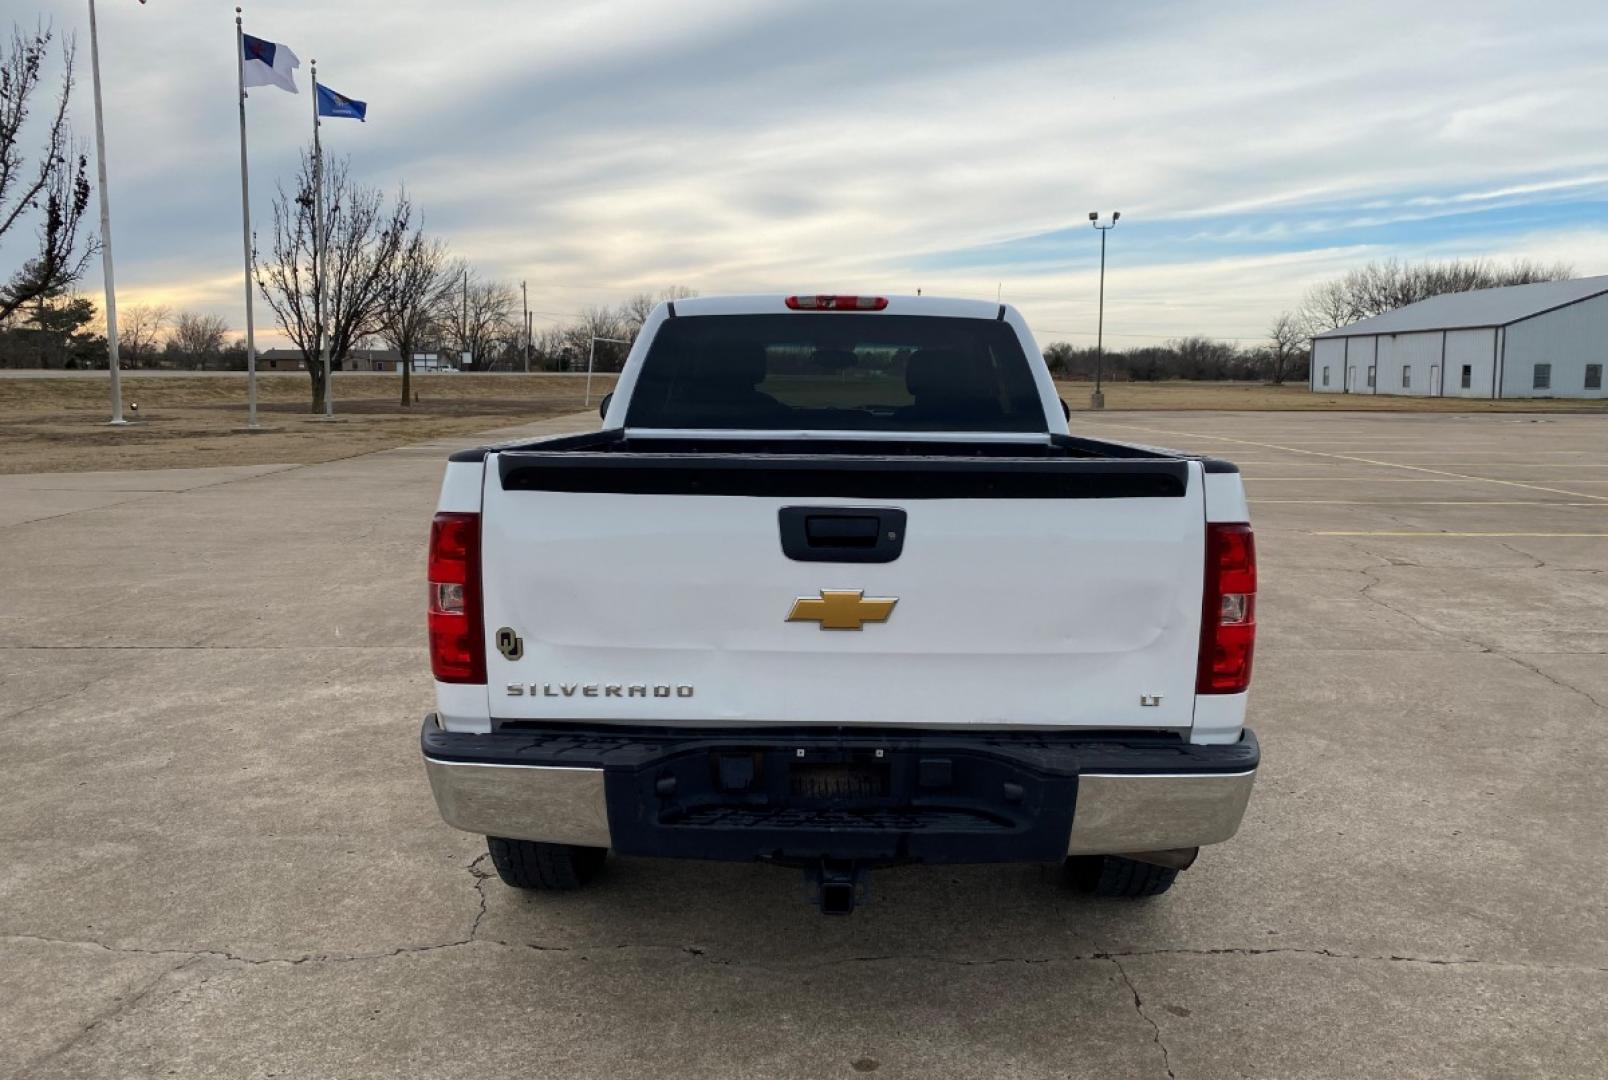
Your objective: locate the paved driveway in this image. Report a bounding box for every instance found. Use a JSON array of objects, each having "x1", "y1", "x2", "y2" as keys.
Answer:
[{"x1": 3, "y1": 410, "x2": 1605, "y2": 1078}]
